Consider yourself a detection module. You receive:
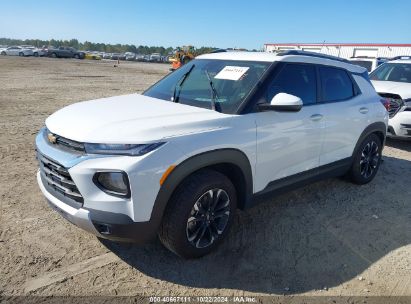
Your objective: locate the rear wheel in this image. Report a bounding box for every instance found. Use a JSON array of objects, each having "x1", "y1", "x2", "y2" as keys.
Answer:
[
  {"x1": 74, "y1": 54, "x2": 80, "y2": 59},
  {"x1": 159, "y1": 169, "x2": 237, "y2": 259},
  {"x1": 50, "y1": 53, "x2": 57, "y2": 58},
  {"x1": 19, "y1": 52, "x2": 24, "y2": 57},
  {"x1": 1, "y1": 51, "x2": 6, "y2": 56},
  {"x1": 348, "y1": 133, "x2": 382, "y2": 184},
  {"x1": 34, "y1": 52, "x2": 39, "y2": 57}
]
